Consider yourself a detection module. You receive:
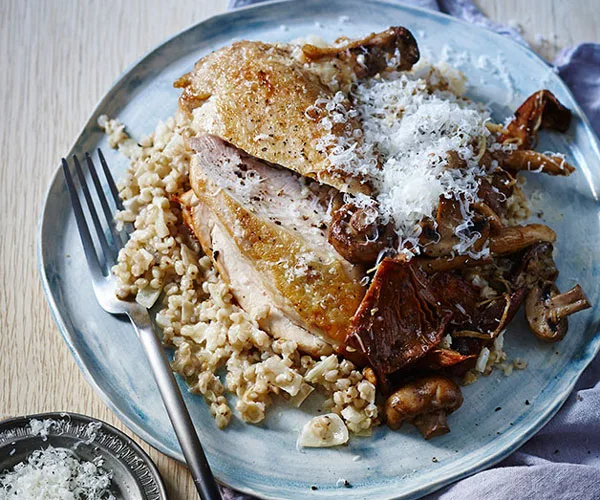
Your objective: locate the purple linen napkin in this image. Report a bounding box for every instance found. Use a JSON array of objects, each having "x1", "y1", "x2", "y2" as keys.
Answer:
[{"x1": 218, "y1": 1, "x2": 600, "y2": 498}]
